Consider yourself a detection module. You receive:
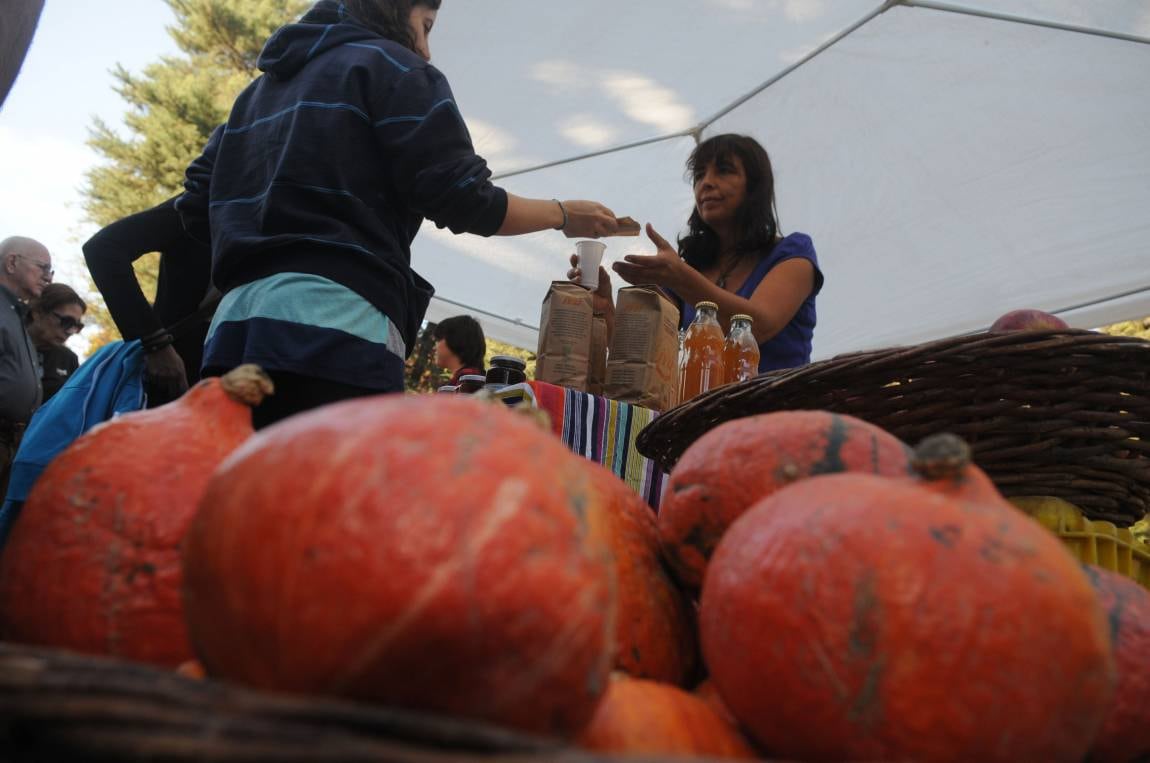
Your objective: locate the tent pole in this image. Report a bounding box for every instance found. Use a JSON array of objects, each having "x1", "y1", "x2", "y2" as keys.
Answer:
[
  {"x1": 430, "y1": 295, "x2": 539, "y2": 332},
  {"x1": 900, "y1": 1, "x2": 1150, "y2": 47},
  {"x1": 698, "y1": 0, "x2": 901, "y2": 133},
  {"x1": 492, "y1": 130, "x2": 695, "y2": 181}
]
